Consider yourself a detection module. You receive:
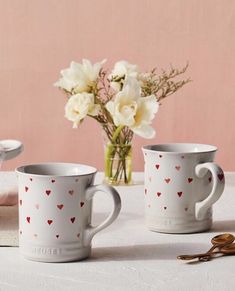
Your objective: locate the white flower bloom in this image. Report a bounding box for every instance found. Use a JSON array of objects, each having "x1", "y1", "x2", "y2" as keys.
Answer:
[
  {"x1": 109, "y1": 81, "x2": 122, "y2": 92},
  {"x1": 110, "y1": 60, "x2": 139, "y2": 79},
  {"x1": 65, "y1": 93, "x2": 100, "y2": 128},
  {"x1": 54, "y1": 59, "x2": 106, "y2": 93},
  {"x1": 106, "y1": 78, "x2": 159, "y2": 138},
  {"x1": 131, "y1": 95, "x2": 159, "y2": 138},
  {"x1": 109, "y1": 60, "x2": 139, "y2": 91}
]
